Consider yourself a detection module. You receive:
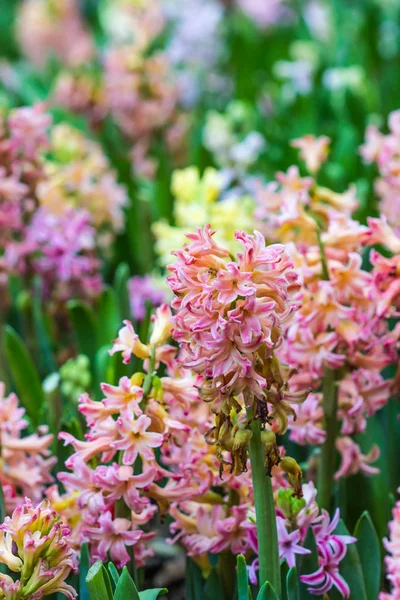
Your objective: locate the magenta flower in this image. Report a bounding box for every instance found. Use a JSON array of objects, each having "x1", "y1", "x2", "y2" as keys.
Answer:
[
  {"x1": 129, "y1": 275, "x2": 166, "y2": 321},
  {"x1": 300, "y1": 508, "x2": 356, "y2": 597},
  {"x1": 85, "y1": 511, "x2": 144, "y2": 568},
  {"x1": 335, "y1": 437, "x2": 380, "y2": 479},
  {"x1": 380, "y1": 501, "x2": 400, "y2": 599},
  {"x1": 301, "y1": 544, "x2": 351, "y2": 598},
  {"x1": 167, "y1": 224, "x2": 301, "y2": 407},
  {"x1": 276, "y1": 517, "x2": 311, "y2": 567},
  {"x1": 113, "y1": 412, "x2": 164, "y2": 465}
]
